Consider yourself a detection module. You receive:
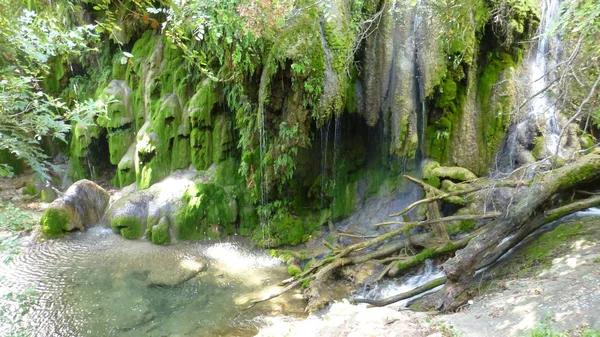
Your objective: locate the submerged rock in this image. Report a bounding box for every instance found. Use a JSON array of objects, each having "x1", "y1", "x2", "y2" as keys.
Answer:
[
  {"x1": 146, "y1": 259, "x2": 206, "y2": 287},
  {"x1": 40, "y1": 179, "x2": 110, "y2": 238}
]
